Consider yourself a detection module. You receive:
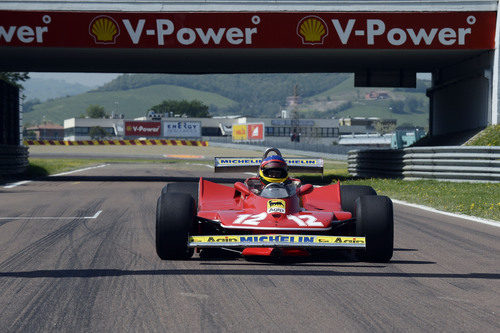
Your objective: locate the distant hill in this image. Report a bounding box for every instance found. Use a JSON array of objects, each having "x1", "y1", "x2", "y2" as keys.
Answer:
[
  {"x1": 23, "y1": 78, "x2": 92, "y2": 102},
  {"x1": 25, "y1": 73, "x2": 431, "y2": 128},
  {"x1": 25, "y1": 84, "x2": 237, "y2": 125},
  {"x1": 299, "y1": 76, "x2": 431, "y2": 127}
]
